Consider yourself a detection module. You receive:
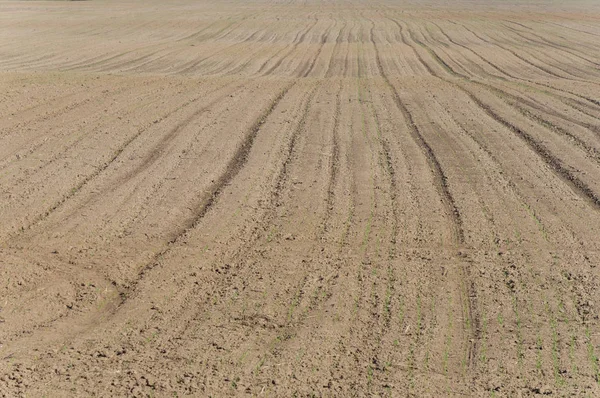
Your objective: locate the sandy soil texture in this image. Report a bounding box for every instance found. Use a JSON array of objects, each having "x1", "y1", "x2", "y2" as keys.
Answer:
[{"x1": 2, "y1": 0, "x2": 600, "y2": 396}]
